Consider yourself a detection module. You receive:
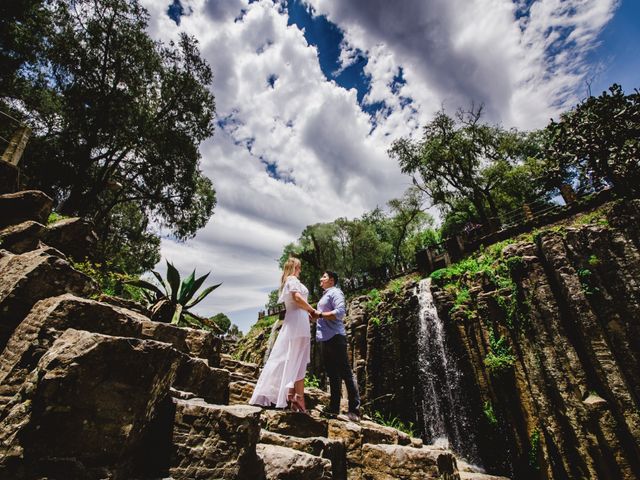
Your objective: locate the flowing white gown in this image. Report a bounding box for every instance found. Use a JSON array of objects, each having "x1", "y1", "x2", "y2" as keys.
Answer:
[{"x1": 250, "y1": 275, "x2": 311, "y2": 408}]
